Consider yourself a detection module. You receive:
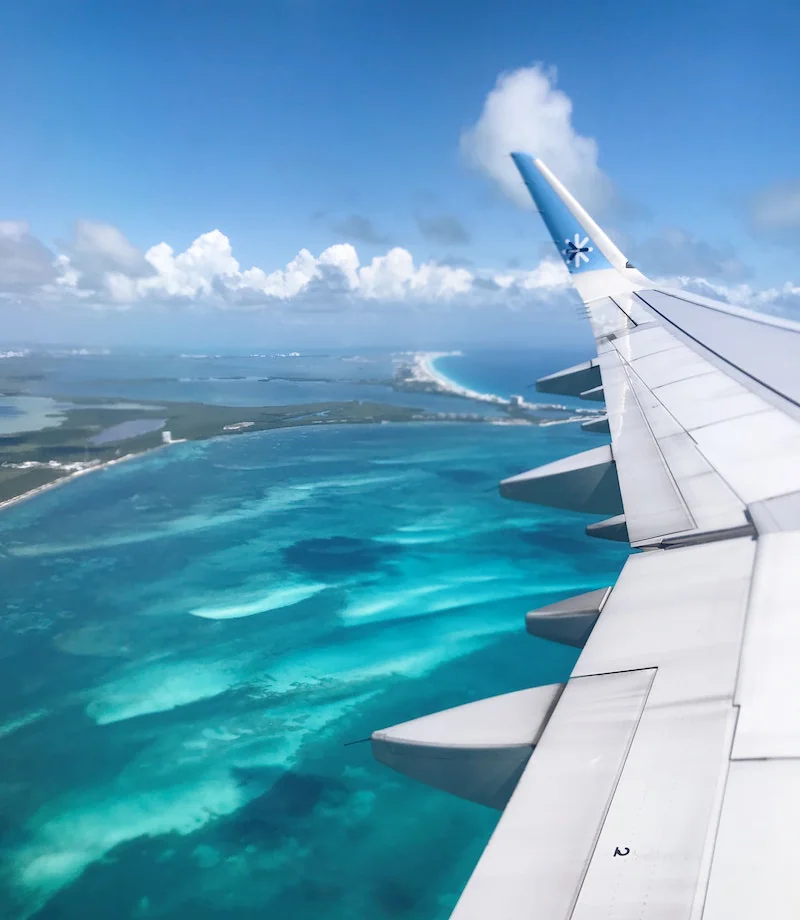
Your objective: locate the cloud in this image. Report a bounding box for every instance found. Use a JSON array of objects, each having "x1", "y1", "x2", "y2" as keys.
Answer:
[
  {"x1": 631, "y1": 229, "x2": 750, "y2": 282},
  {"x1": 492, "y1": 258, "x2": 572, "y2": 295},
  {"x1": 434, "y1": 254, "x2": 474, "y2": 268},
  {"x1": 0, "y1": 222, "x2": 58, "y2": 290},
  {"x1": 416, "y1": 214, "x2": 471, "y2": 244},
  {"x1": 4, "y1": 220, "x2": 798, "y2": 328},
  {"x1": 55, "y1": 220, "x2": 154, "y2": 293},
  {"x1": 659, "y1": 275, "x2": 800, "y2": 322},
  {"x1": 71, "y1": 220, "x2": 151, "y2": 274},
  {"x1": 460, "y1": 63, "x2": 613, "y2": 212},
  {"x1": 330, "y1": 215, "x2": 390, "y2": 245},
  {"x1": 747, "y1": 180, "x2": 800, "y2": 243},
  {"x1": 0, "y1": 220, "x2": 574, "y2": 312}
]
